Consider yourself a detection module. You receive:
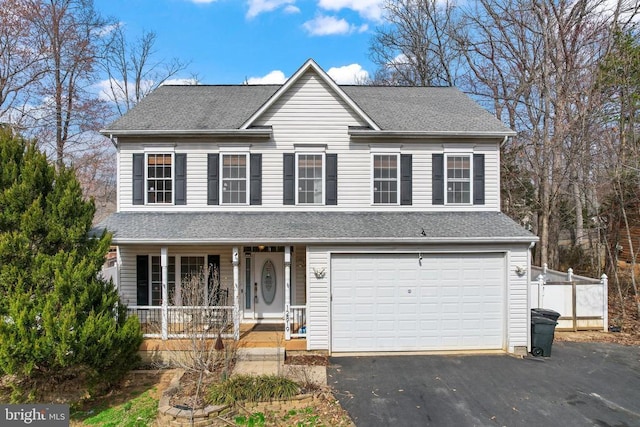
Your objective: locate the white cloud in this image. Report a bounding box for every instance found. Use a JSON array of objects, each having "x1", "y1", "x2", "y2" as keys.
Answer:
[
  {"x1": 283, "y1": 4, "x2": 301, "y2": 14},
  {"x1": 96, "y1": 22, "x2": 121, "y2": 38},
  {"x1": 318, "y1": 0, "x2": 383, "y2": 22},
  {"x1": 303, "y1": 15, "x2": 367, "y2": 36},
  {"x1": 247, "y1": 0, "x2": 297, "y2": 19},
  {"x1": 162, "y1": 78, "x2": 199, "y2": 85},
  {"x1": 327, "y1": 63, "x2": 369, "y2": 84},
  {"x1": 246, "y1": 70, "x2": 287, "y2": 84}
]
